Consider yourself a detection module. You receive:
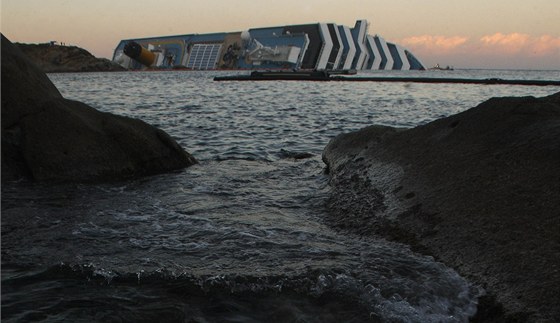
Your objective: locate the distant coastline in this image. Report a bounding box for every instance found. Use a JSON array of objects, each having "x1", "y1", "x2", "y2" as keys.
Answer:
[
  {"x1": 15, "y1": 42, "x2": 126, "y2": 73},
  {"x1": 14, "y1": 41, "x2": 560, "y2": 74}
]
